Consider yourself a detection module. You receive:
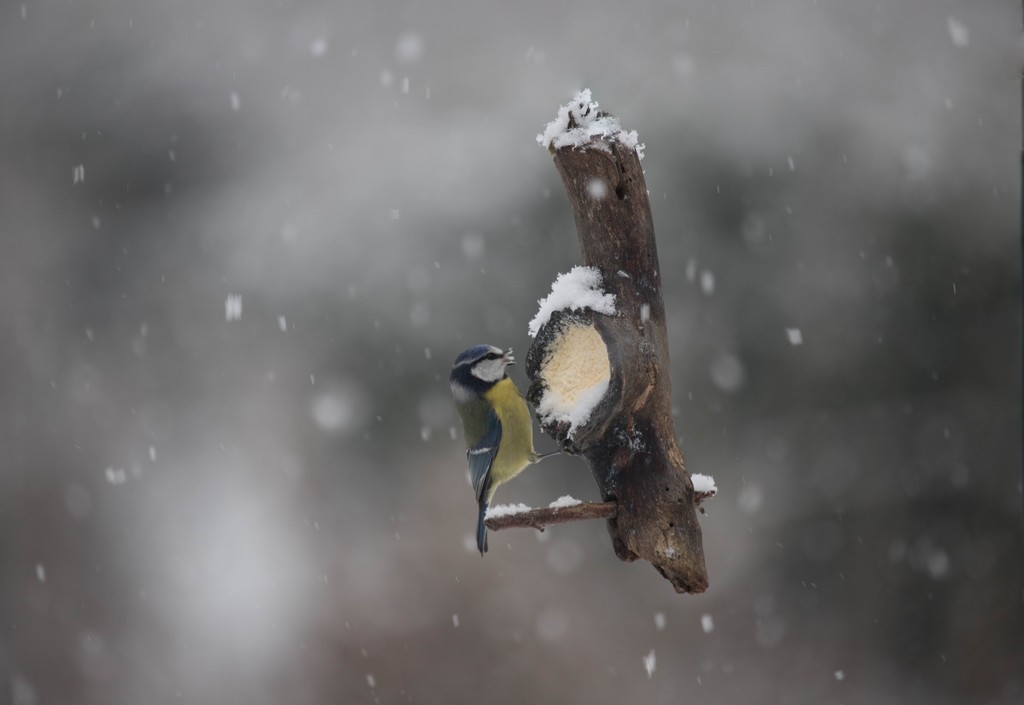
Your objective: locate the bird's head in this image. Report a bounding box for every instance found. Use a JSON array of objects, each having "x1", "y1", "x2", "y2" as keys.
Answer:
[{"x1": 450, "y1": 344, "x2": 515, "y2": 399}]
